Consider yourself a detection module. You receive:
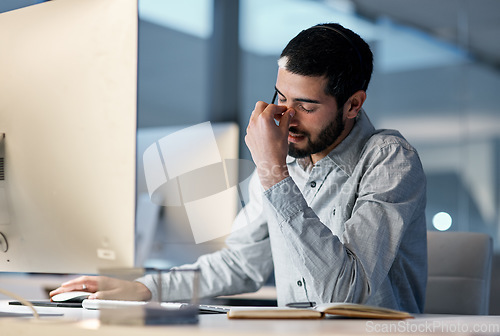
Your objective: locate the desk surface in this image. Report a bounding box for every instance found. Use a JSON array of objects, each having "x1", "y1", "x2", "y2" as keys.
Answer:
[{"x1": 2, "y1": 300, "x2": 500, "y2": 336}]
